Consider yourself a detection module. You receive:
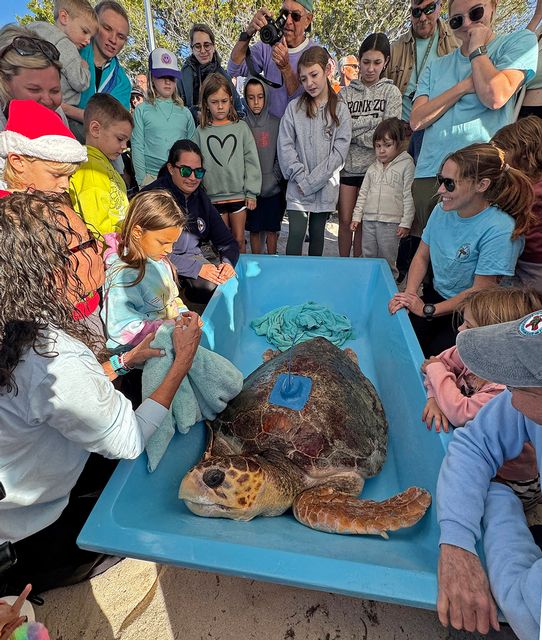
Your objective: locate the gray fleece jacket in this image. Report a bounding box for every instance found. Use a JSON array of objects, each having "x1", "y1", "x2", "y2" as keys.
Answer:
[
  {"x1": 339, "y1": 78, "x2": 402, "y2": 177},
  {"x1": 28, "y1": 22, "x2": 90, "y2": 105},
  {"x1": 278, "y1": 97, "x2": 351, "y2": 213}
]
